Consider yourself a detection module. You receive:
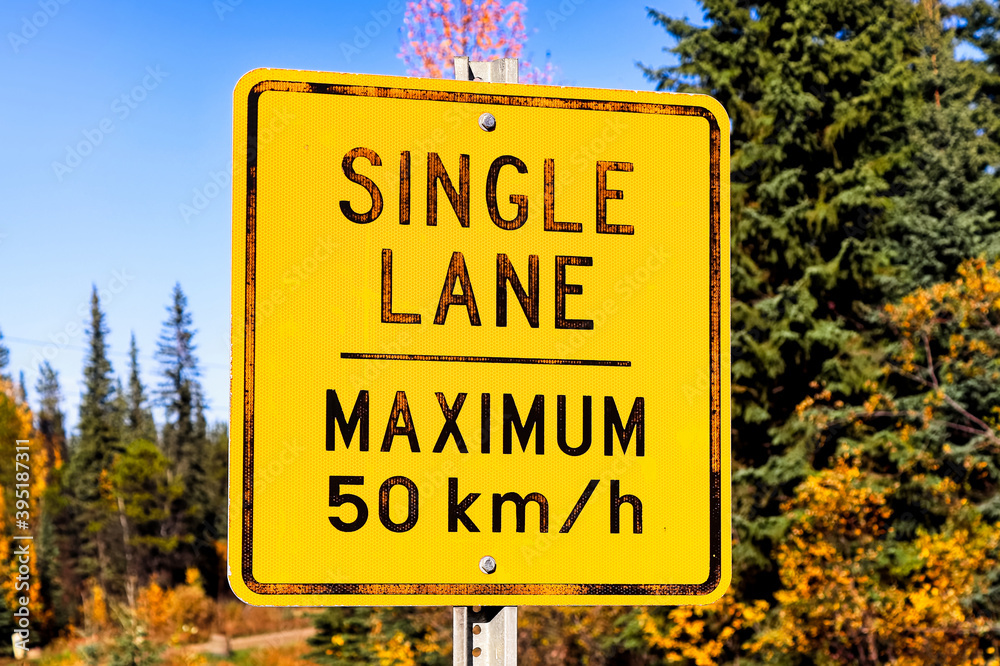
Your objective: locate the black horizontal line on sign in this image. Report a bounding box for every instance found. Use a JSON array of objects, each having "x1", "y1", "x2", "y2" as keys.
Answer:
[{"x1": 341, "y1": 353, "x2": 631, "y2": 367}]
